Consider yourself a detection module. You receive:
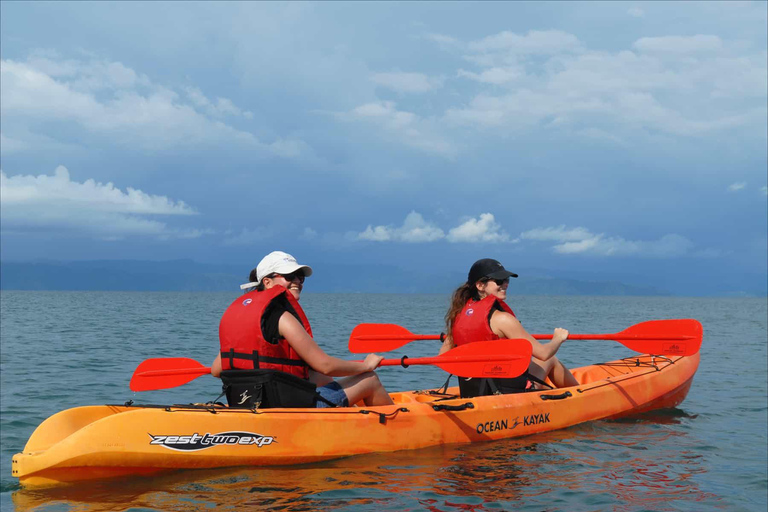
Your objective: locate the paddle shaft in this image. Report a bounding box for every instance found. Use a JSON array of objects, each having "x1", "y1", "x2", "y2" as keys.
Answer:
[
  {"x1": 136, "y1": 354, "x2": 525, "y2": 378},
  {"x1": 348, "y1": 319, "x2": 703, "y2": 356},
  {"x1": 353, "y1": 333, "x2": 697, "y2": 342},
  {"x1": 130, "y1": 338, "x2": 532, "y2": 390},
  {"x1": 379, "y1": 354, "x2": 520, "y2": 367},
  {"x1": 139, "y1": 367, "x2": 211, "y2": 377}
]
